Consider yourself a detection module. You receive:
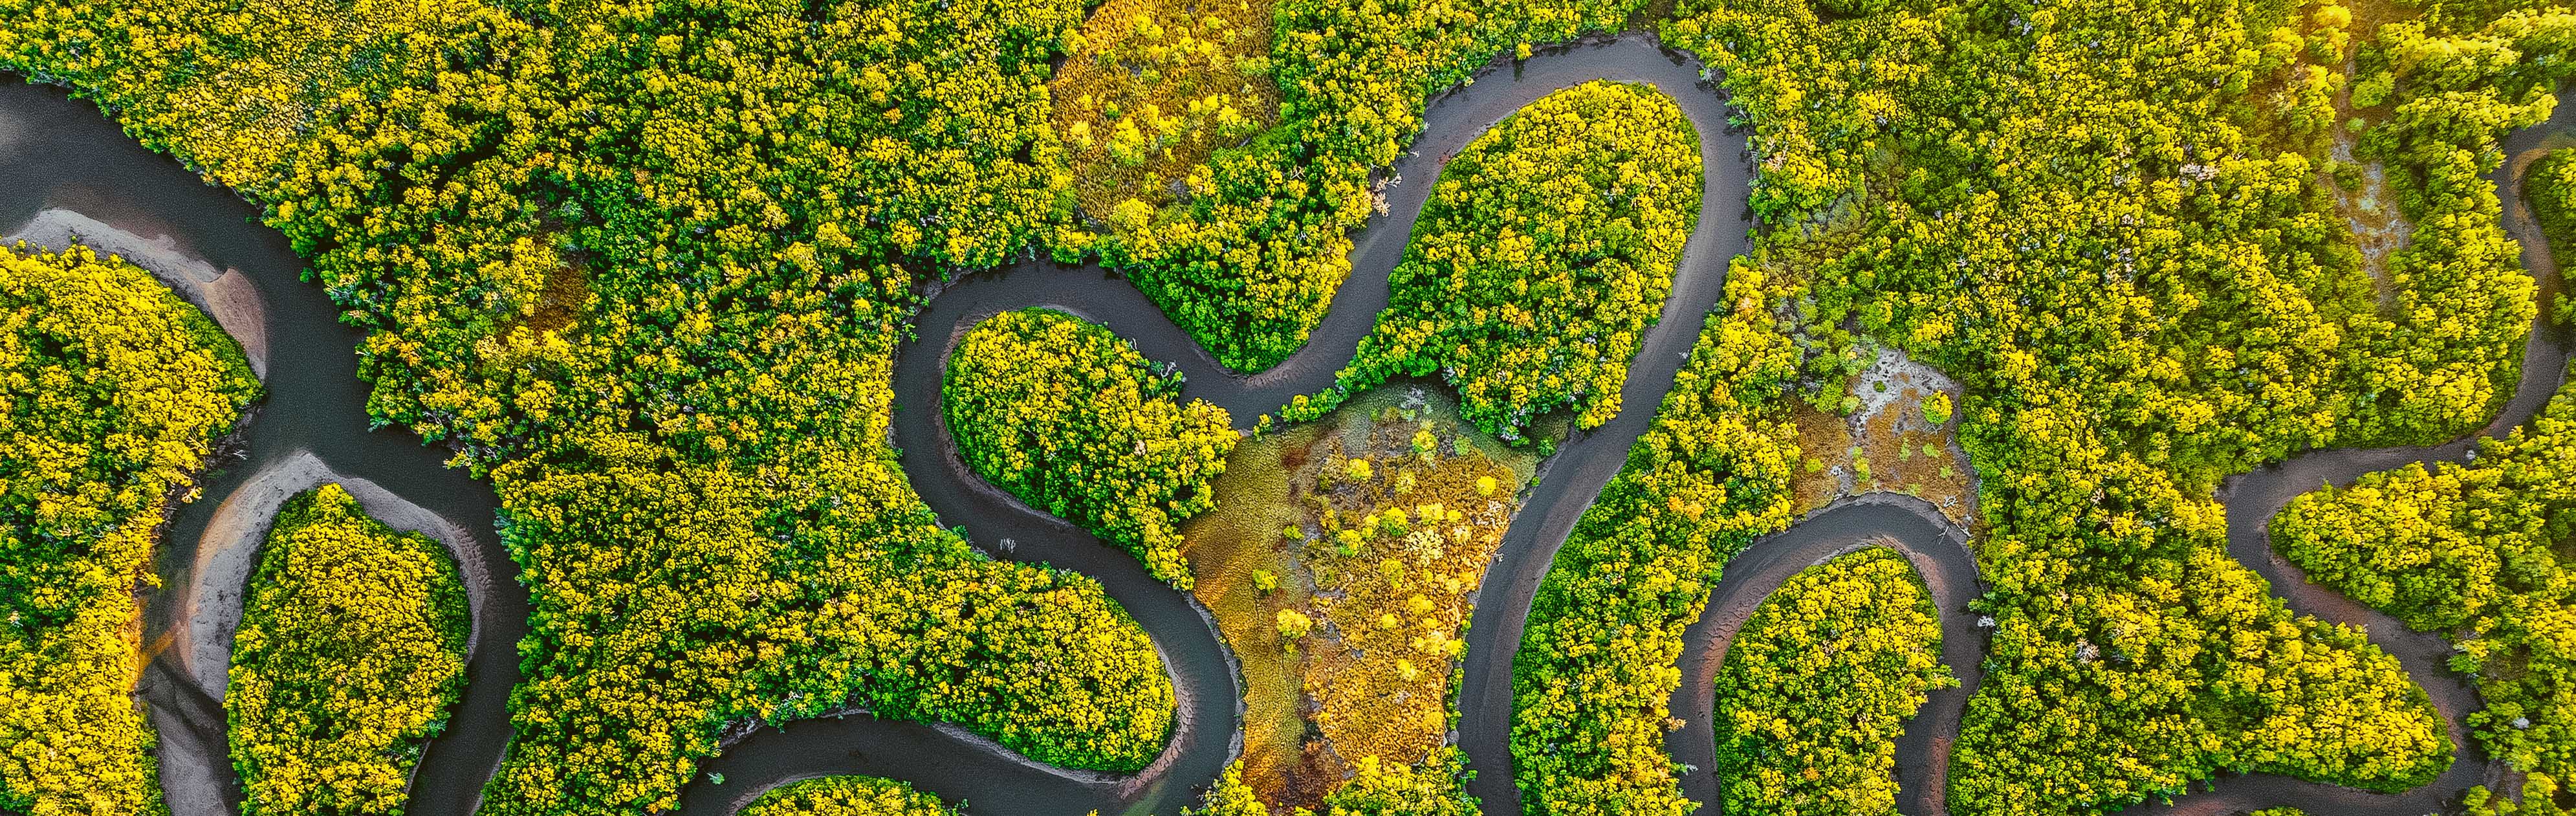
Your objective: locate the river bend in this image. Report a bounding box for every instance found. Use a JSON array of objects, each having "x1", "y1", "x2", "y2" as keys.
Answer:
[
  {"x1": 683, "y1": 34, "x2": 1754, "y2": 816},
  {"x1": 0, "y1": 80, "x2": 528, "y2": 816},
  {"x1": 0, "y1": 29, "x2": 2567, "y2": 816}
]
